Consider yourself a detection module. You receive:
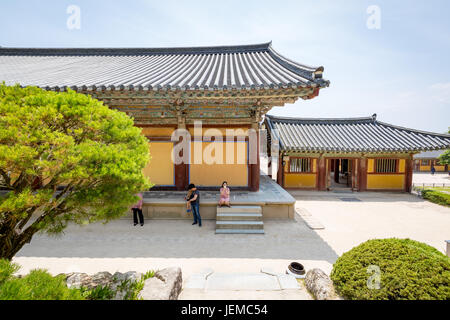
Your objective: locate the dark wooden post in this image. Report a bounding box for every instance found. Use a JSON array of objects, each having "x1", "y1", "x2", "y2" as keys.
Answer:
[
  {"x1": 175, "y1": 109, "x2": 188, "y2": 191},
  {"x1": 358, "y1": 157, "x2": 367, "y2": 192},
  {"x1": 277, "y1": 155, "x2": 283, "y2": 186},
  {"x1": 249, "y1": 123, "x2": 260, "y2": 191},
  {"x1": 405, "y1": 156, "x2": 414, "y2": 193},
  {"x1": 317, "y1": 156, "x2": 326, "y2": 191},
  {"x1": 174, "y1": 151, "x2": 188, "y2": 190}
]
